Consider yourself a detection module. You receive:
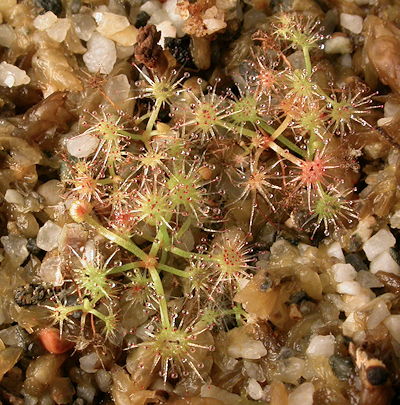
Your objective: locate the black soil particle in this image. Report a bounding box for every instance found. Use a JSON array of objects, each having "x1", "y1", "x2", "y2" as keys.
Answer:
[
  {"x1": 135, "y1": 11, "x2": 150, "y2": 28},
  {"x1": 366, "y1": 366, "x2": 389, "y2": 386},
  {"x1": 165, "y1": 35, "x2": 195, "y2": 68},
  {"x1": 14, "y1": 284, "x2": 48, "y2": 306},
  {"x1": 35, "y1": 0, "x2": 63, "y2": 16},
  {"x1": 330, "y1": 355, "x2": 354, "y2": 381},
  {"x1": 26, "y1": 237, "x2": 43, "y2": 257}
]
